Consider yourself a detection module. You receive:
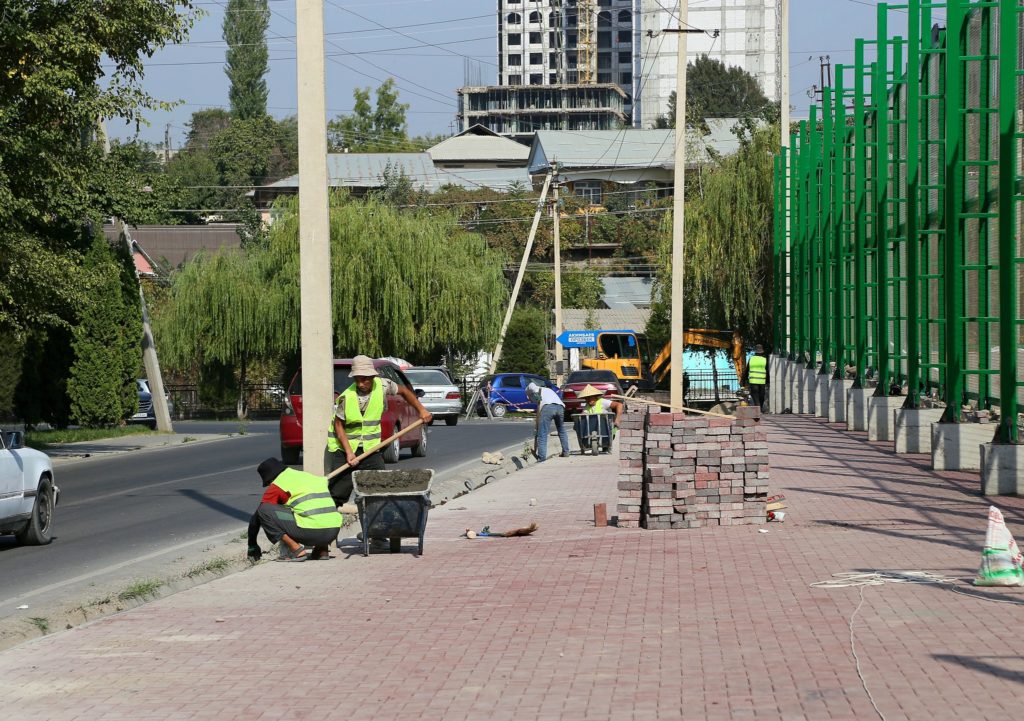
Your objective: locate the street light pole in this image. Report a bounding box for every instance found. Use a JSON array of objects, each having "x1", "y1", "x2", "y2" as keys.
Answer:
[{"x1": 296, "y1": 0, "x2": 333, "y2": 475}]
